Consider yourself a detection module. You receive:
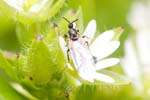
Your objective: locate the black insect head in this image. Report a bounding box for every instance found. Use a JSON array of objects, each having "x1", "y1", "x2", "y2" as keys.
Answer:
[{"x1": 62, "y1": 17, "x2": 79, "y2": 41}]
